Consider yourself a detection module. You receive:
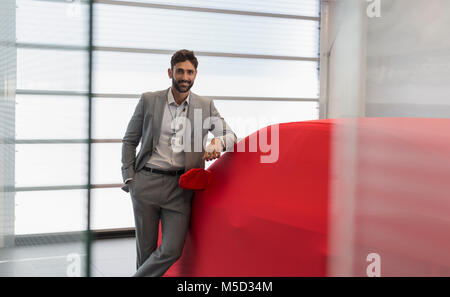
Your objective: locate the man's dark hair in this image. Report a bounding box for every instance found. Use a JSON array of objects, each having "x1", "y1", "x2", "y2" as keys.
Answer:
[{"x1": 171, "y1": 49, "x2": 198, "y2": 70}]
